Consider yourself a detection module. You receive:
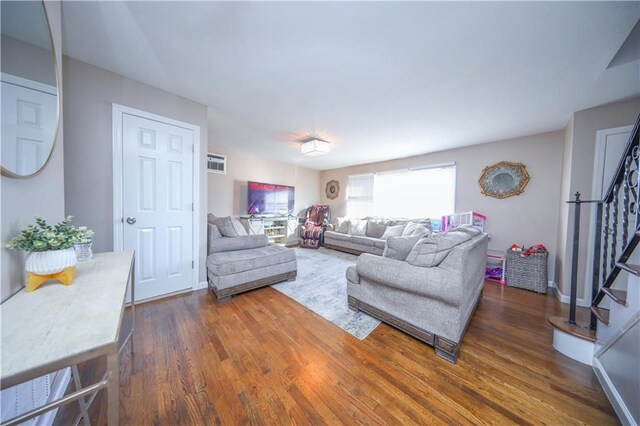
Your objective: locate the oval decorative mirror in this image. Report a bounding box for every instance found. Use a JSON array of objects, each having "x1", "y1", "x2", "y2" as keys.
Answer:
[
  {"x1": 1, "y1": 1, "x2": 59, "y2": 178},
  {"x1": 479, "y1": 161, "x2": 530, "y2": 199}
]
